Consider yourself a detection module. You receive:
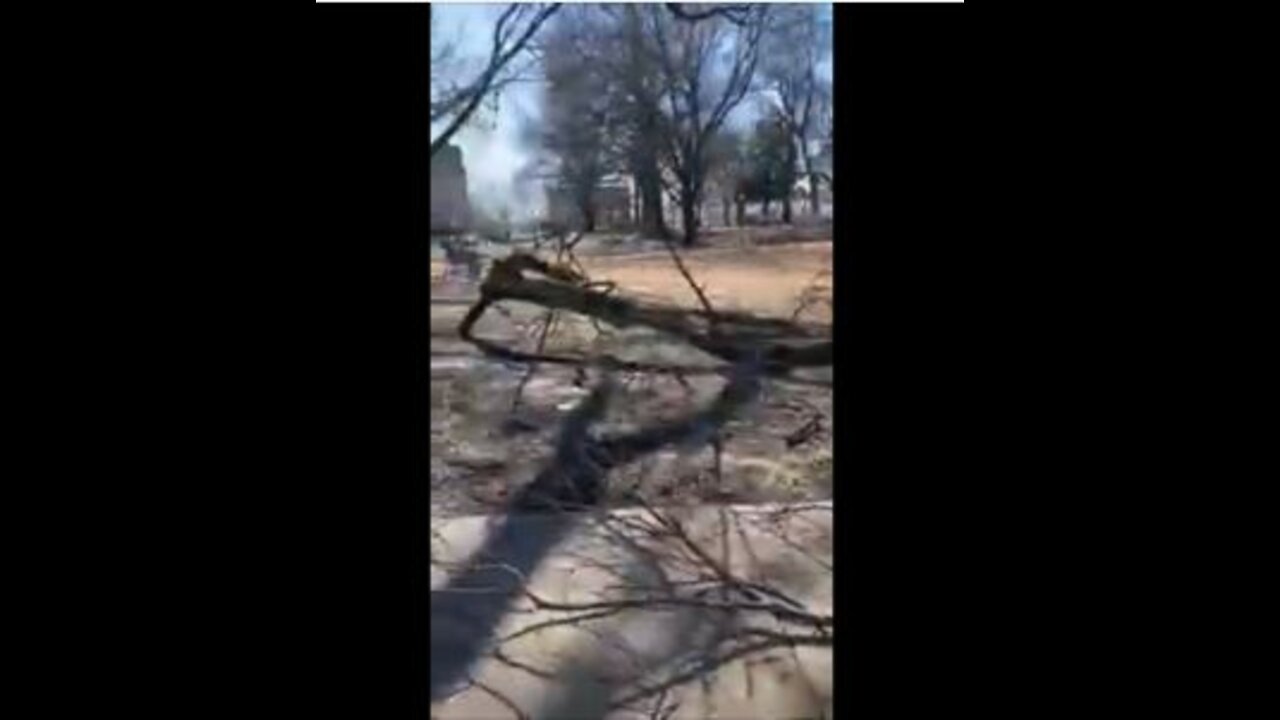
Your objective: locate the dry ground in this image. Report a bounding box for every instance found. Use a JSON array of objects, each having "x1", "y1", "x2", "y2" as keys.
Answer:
[{"x1": 429, "y1": 235, "x2": 832, "y2": 517}]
